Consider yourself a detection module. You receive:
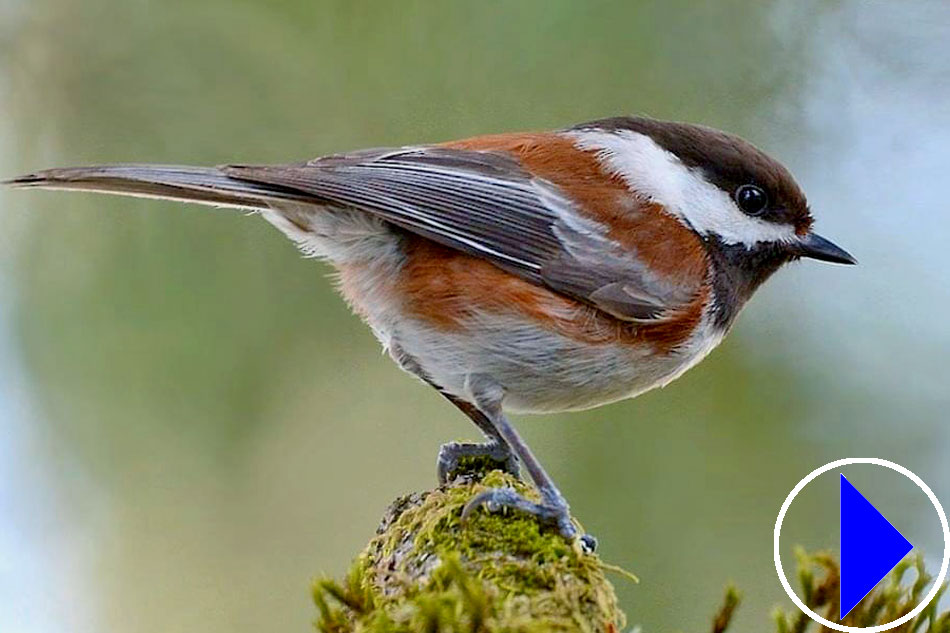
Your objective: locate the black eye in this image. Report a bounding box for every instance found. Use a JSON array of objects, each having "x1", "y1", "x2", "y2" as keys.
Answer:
[{"x1": 735, "y1": 184, "x2": 768, "y2": 216}]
